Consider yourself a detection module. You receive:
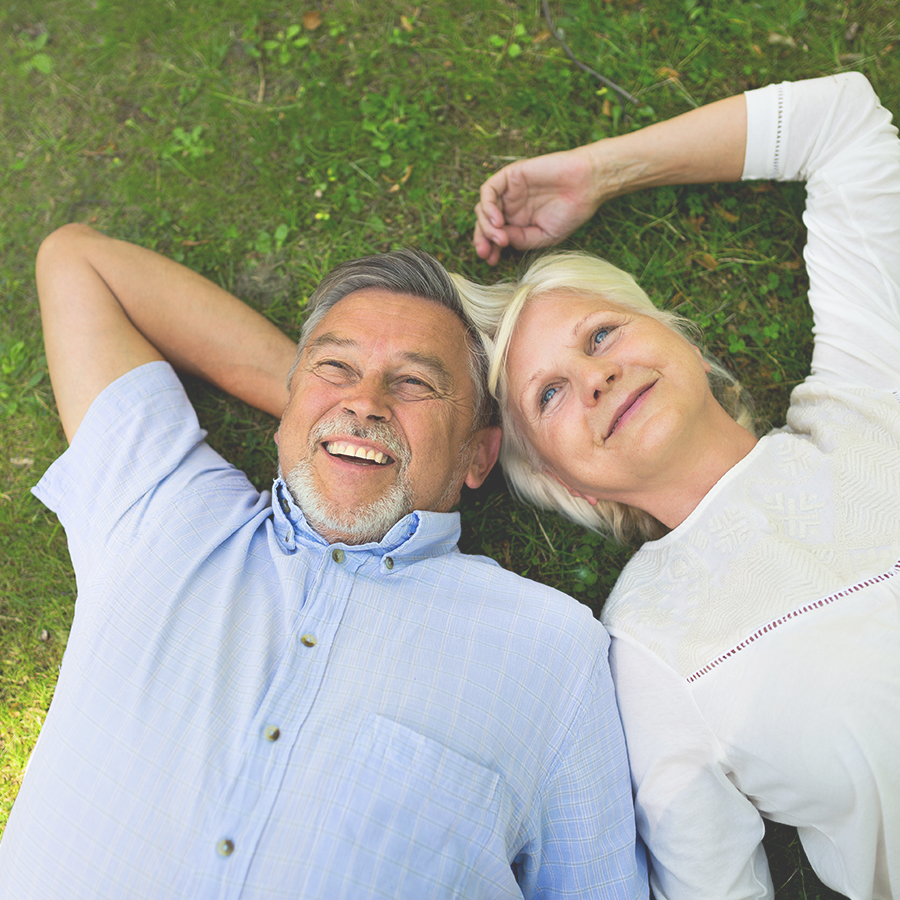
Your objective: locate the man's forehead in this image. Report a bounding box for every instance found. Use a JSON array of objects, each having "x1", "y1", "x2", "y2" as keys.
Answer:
[
  {"x1": 321, "y1": 286, "x2": 460, "y2": 316},
  {"x1": 307, "y1": 289, "x2": 470, "y2": 354}
]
